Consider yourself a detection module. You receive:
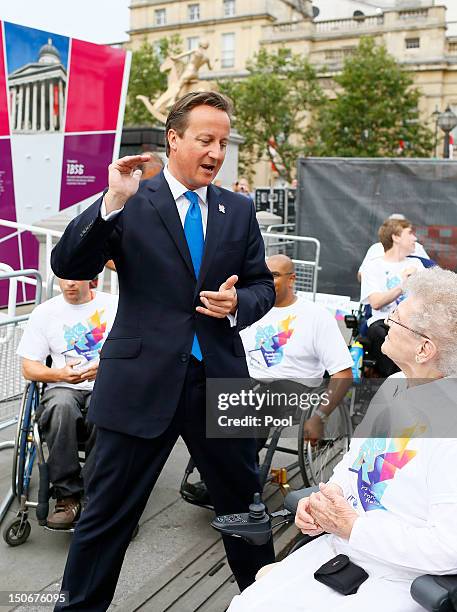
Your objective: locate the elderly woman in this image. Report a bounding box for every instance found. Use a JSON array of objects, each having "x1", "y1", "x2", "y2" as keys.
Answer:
[{"x1": 229, "y1": 267, "x2": 457, "y2": 612}]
